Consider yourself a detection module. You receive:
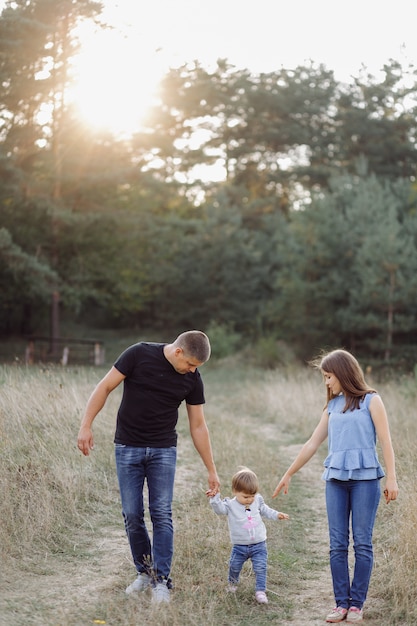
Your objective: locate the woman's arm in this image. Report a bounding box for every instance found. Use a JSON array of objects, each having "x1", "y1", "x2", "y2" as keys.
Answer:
[
  {"x1": 370, "y1": 394, "x2": 398, "y2": 503},
  {"x1": 272, "y1": 409, "x2": 329, "y2": 498}
]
